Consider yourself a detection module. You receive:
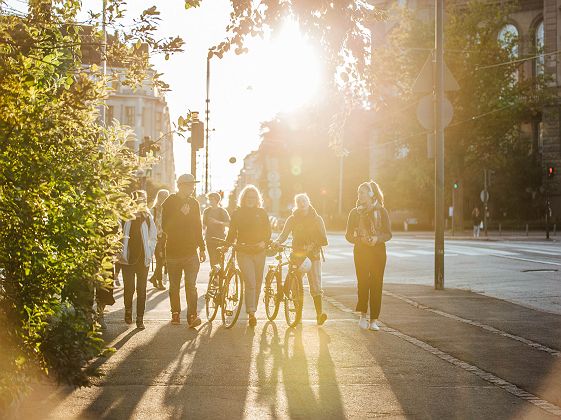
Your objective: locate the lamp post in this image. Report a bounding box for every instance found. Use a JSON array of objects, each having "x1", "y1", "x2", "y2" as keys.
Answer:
[{"x1": 205, "y1": 51, "x2": 211, "y2": 194}]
